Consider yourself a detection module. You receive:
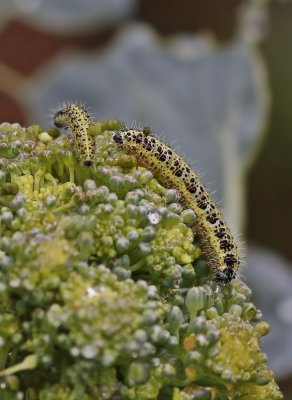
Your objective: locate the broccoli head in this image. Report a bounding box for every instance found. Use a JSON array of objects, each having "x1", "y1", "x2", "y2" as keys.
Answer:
[{"x1": 0, "y1": 121, "x2": 283, "y2": 399}]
